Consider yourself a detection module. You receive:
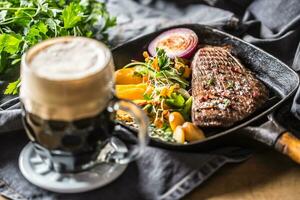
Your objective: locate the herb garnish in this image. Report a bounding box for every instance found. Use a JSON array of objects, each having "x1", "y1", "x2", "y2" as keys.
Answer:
[
  {"x1": 119, "y1": 48, "x2": 193, "y2": 141},
  {"x1": 207, "y1": 77, "x2": 215, "y2": 86},
  {"x1": 0, "y1": 0, "x2": 116, "y2": 95},
  {"x1": 226, "y1": 80, "x2": 235, "y2": 89}
]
